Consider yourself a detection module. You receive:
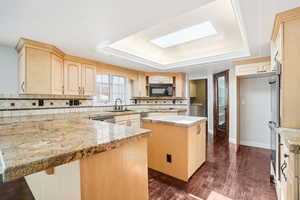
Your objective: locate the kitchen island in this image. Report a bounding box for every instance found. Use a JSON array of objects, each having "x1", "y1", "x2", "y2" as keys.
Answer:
[
  {"x1": 0, "y1": 117, "x2": 151, "y2": 200},
  {"x1": 142, "y1": 115, "x2": 207, "y2": 182}
]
